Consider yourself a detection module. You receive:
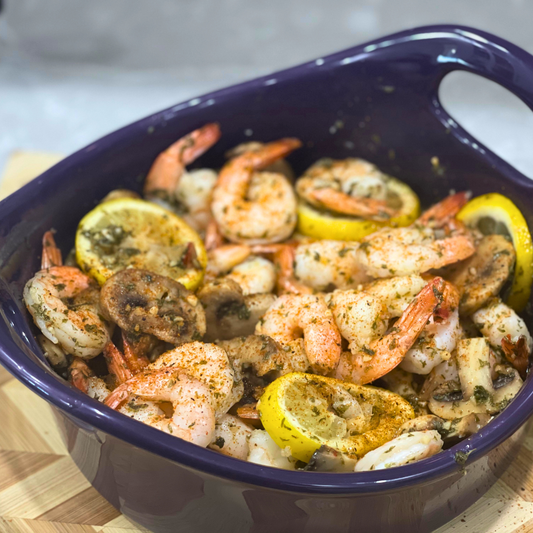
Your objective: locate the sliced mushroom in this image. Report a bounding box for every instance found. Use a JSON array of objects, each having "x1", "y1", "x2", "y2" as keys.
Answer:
[
  {"x1": 441, "y1": 413, "x2": 491, "y2": 440},
  {"x1": 380, "y1": 367, "x2": 428, "y2": 416},
  {"x1": 304, "y1": 445, "x2": 358, "y2": 472},
  {"x1": 199, "y1": 279, "x2": 276, "y2": 341},
  {"x1": 217, "y1": 334, "x2": 287, "y2": 379},
  {"x1": 399, "y1": 415, "x2": 444, "y2": 434},
  {"x1": 429, "y1": 338, "x2": 523, "y2": 419},
  {"x1": 100, "y1": 269, "x2": 206, "y2": 344},
  {"x1": 444, "y1": 235, "x2": 515, "y2": 315}
]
